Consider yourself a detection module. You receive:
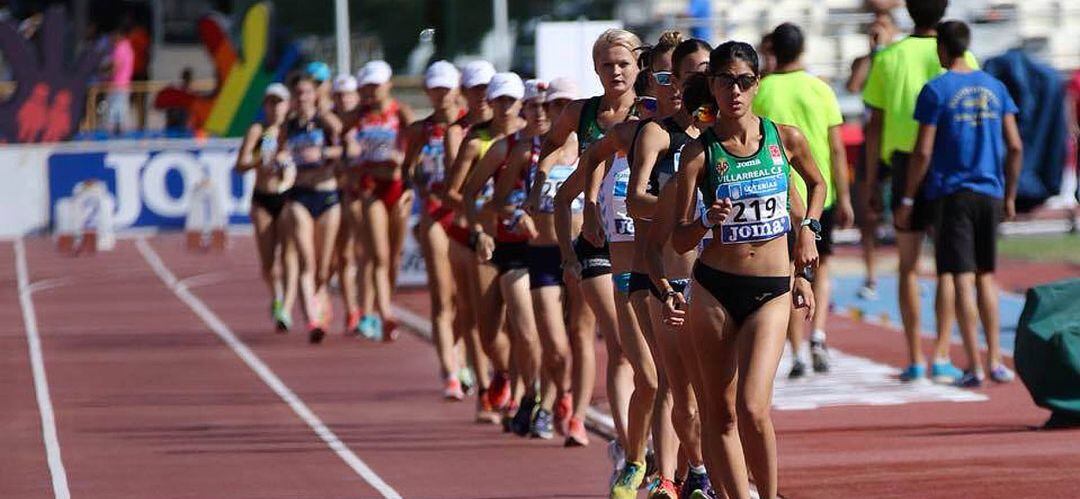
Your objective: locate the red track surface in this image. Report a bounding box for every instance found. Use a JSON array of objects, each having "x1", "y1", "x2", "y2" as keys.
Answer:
[{"x1": 3, "y1": 234, "x2": 1078, "y2": 498}]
